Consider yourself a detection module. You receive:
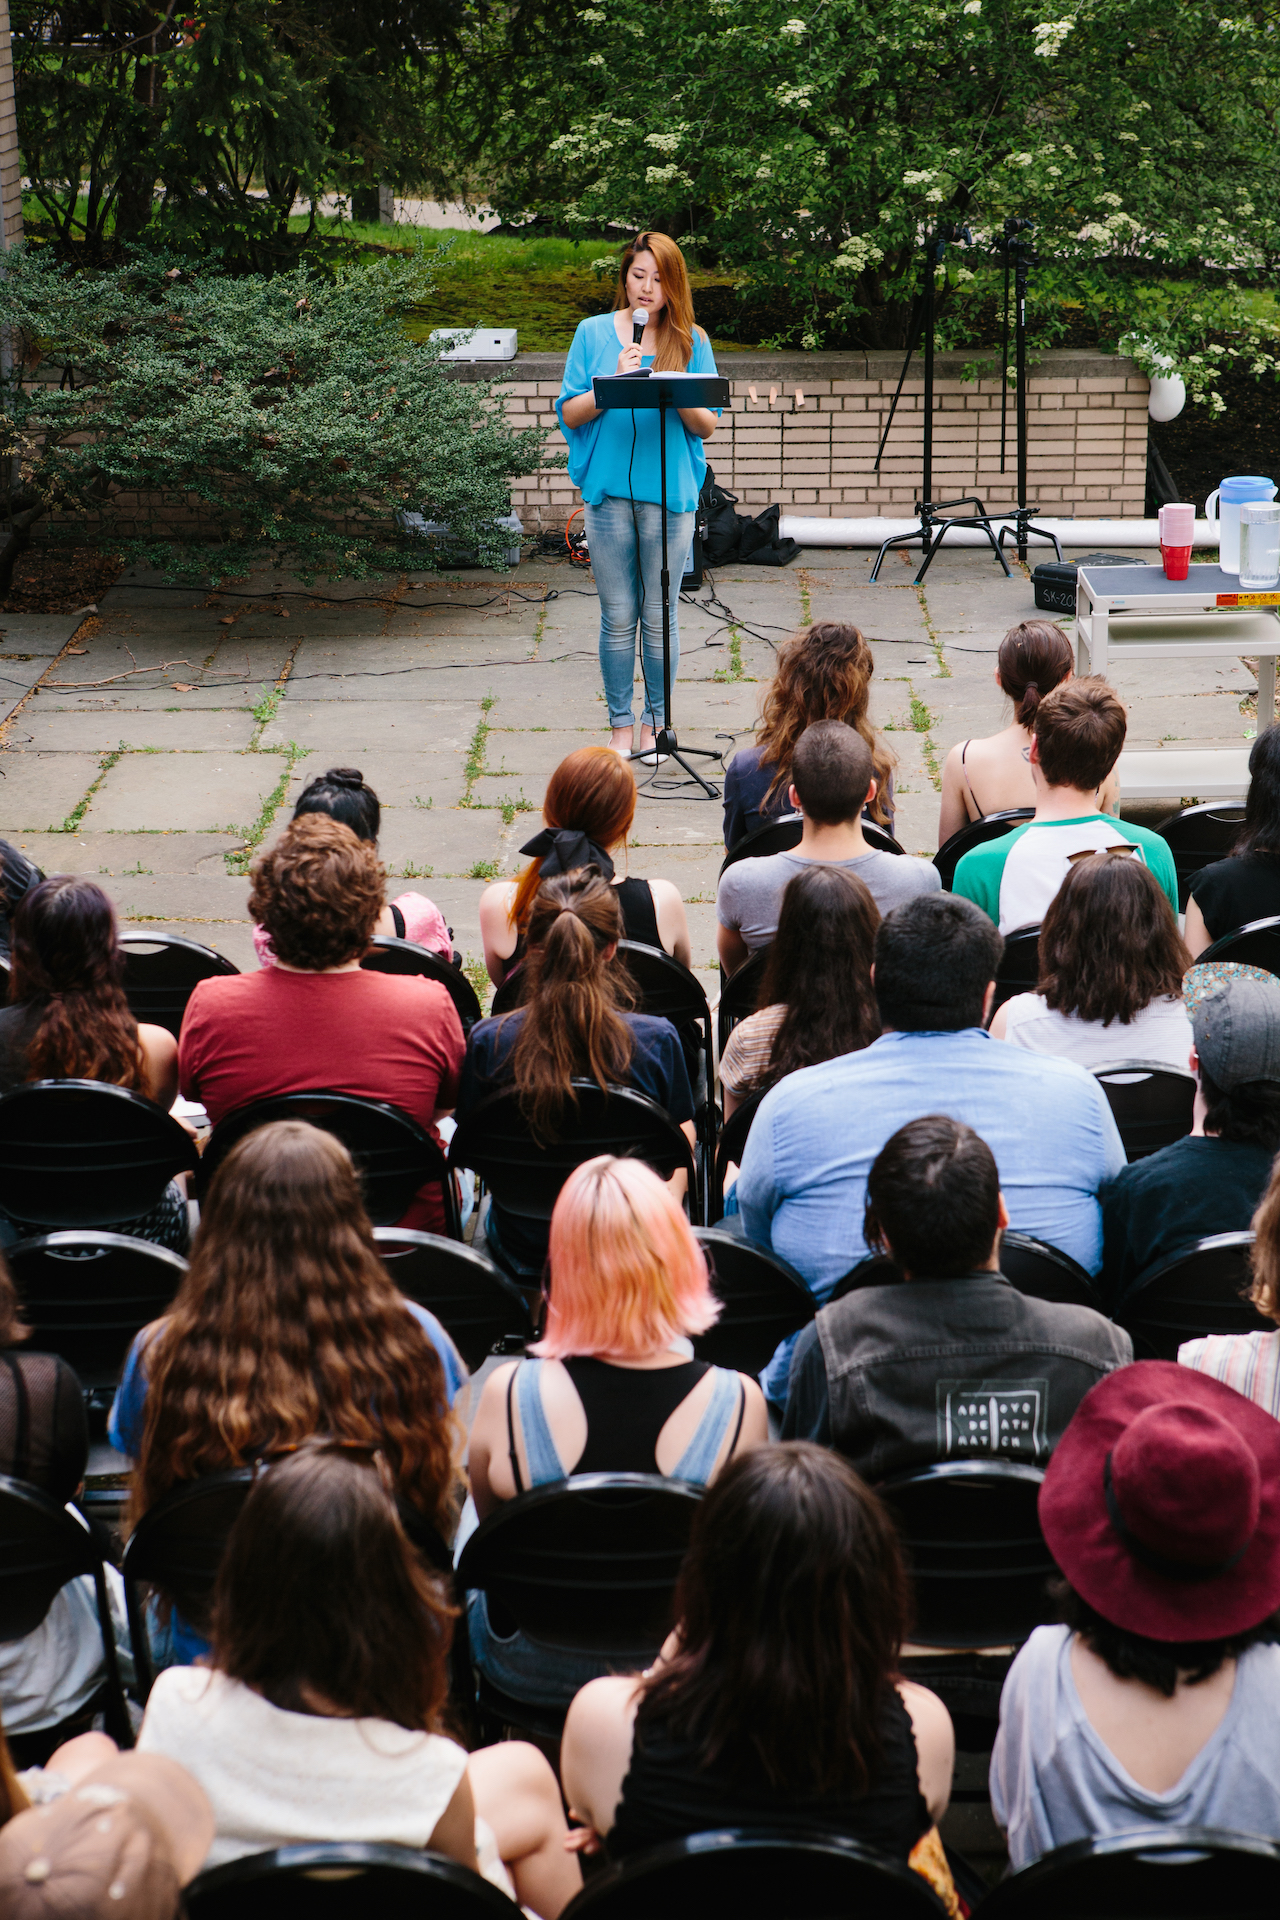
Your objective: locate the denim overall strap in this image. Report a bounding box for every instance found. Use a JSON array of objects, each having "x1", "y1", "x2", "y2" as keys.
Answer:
[
  {"x1": 672, "y1": 1367, "x2": 744, "y2": 1485},
  {"x1": 514, "y1": 1359, "x2": 568, "y2": 1484}
]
